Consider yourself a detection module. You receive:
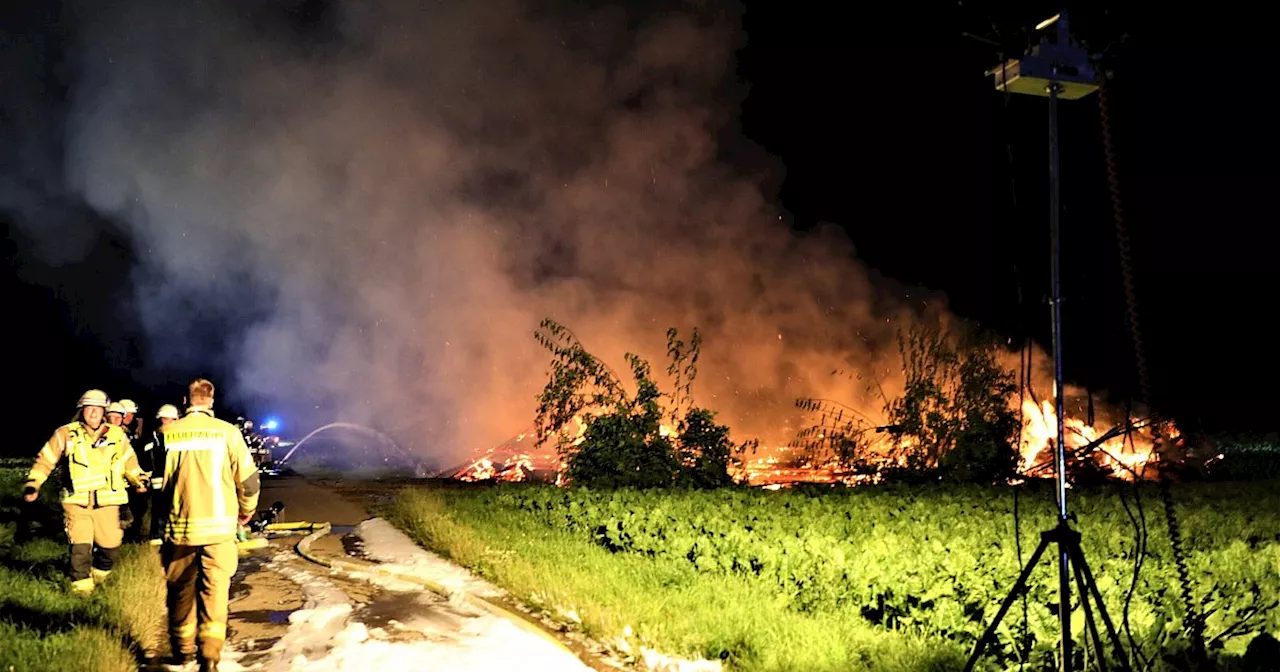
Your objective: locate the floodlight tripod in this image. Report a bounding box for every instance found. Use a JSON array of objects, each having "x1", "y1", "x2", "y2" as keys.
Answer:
[{"x1": 963, "y1": 11, "x2": 1131, "y2": 672}]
